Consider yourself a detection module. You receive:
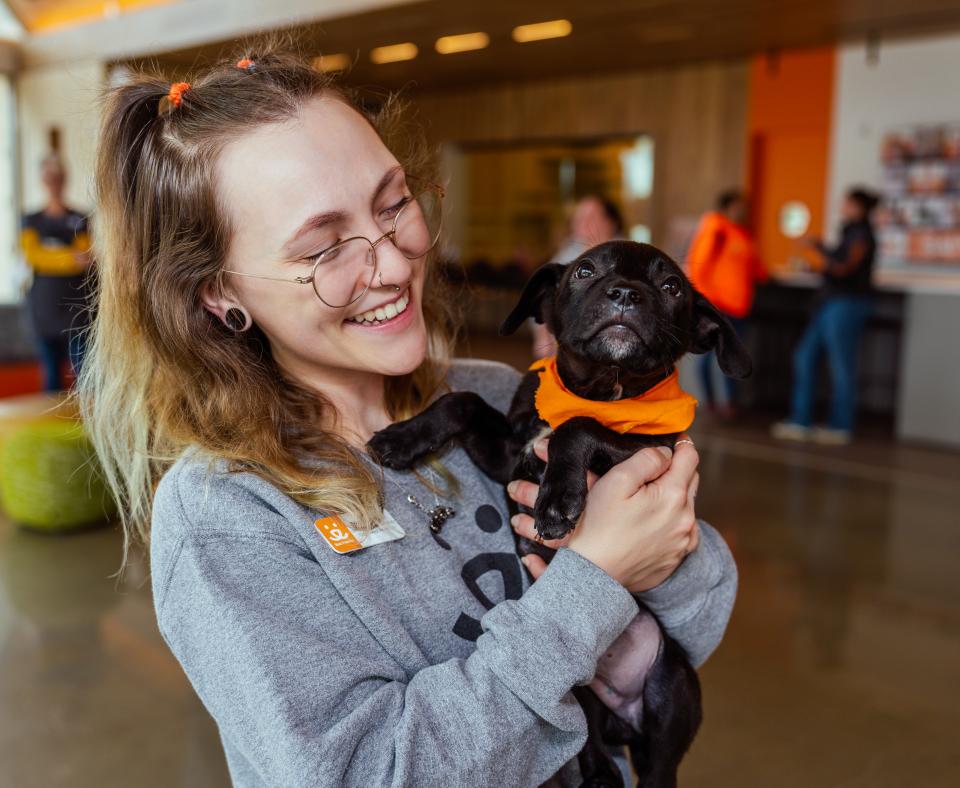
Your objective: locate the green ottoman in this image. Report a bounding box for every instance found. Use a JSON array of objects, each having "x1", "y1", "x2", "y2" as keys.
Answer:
[{"x1": 0, "y1": 419, "x2": 114, "y2": 530}]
